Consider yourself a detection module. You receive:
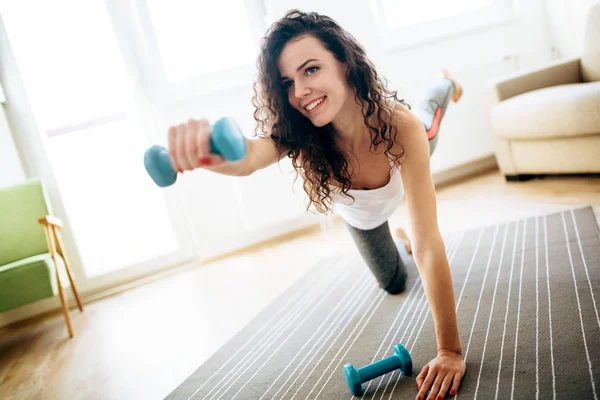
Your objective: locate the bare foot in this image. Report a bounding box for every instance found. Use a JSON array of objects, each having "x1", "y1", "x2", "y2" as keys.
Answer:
[
  {"x1": 393, "y1": 227, "x2": 412, "y2": 254},
  {"x1": 440, "y1": 69, "x2": 463, "y2": 103}
]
